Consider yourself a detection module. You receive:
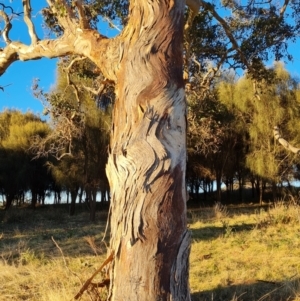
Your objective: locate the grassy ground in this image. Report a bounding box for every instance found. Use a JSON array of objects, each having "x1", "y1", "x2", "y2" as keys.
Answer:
[
  {"x1": 1, "y1": 202, "x2": 300, "y2": 300},
  {"x1": 190, "y1": 202, "x2": 300, "y2": 300}
]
